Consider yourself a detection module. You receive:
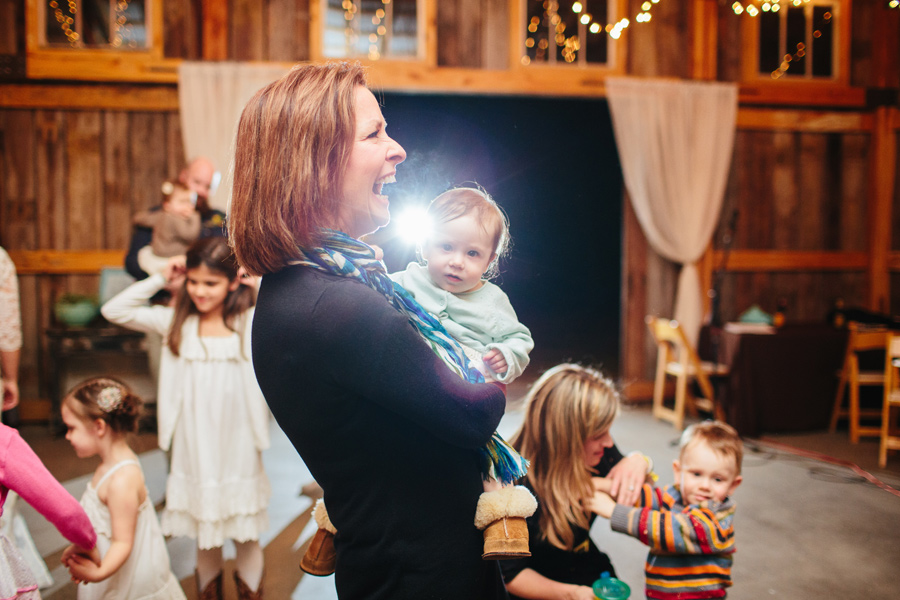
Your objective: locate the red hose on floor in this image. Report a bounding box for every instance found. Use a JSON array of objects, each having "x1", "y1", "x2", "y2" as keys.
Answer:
[{"x1": 756, "y1": 437, "x2": 900, "y2": 499}]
